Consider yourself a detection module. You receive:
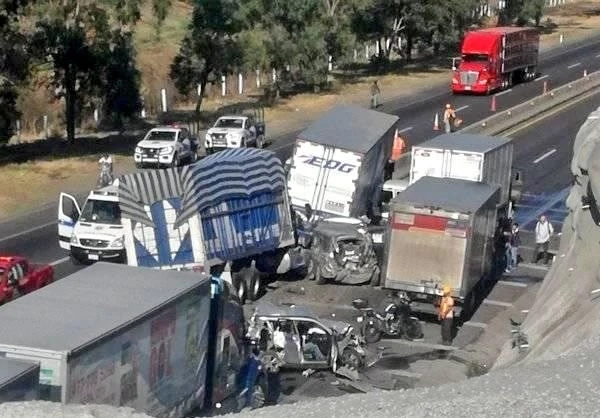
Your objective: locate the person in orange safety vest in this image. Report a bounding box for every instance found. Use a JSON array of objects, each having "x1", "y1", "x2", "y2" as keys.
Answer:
[
  {"x1": 437, "y1": 285, "x2": 454, "y2": 345},
  {"x1": 390, "y1": 129, "x2": 406, "y2": 161}
]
